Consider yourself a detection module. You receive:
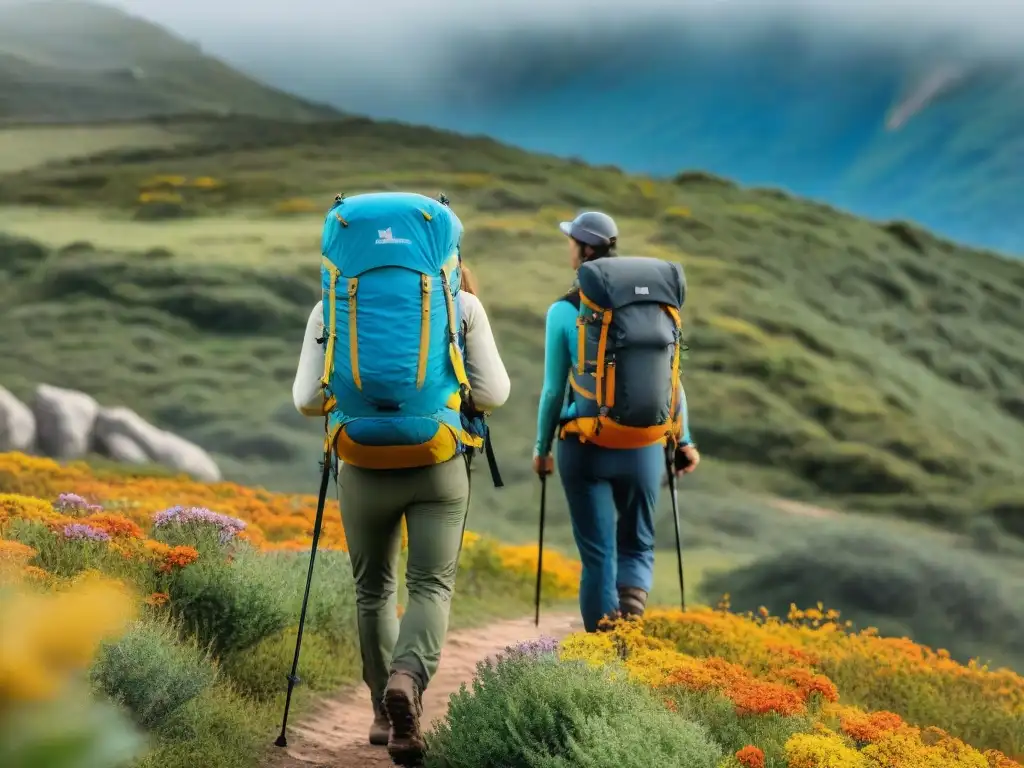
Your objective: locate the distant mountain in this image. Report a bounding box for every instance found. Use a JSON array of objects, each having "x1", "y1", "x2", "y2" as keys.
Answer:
[
  {"x1": 207, "y1": 20, "x2": 1024, "y2": 255},
  {"x1": 0, "y1": 0, "x2": 338, "y2": 123}
]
